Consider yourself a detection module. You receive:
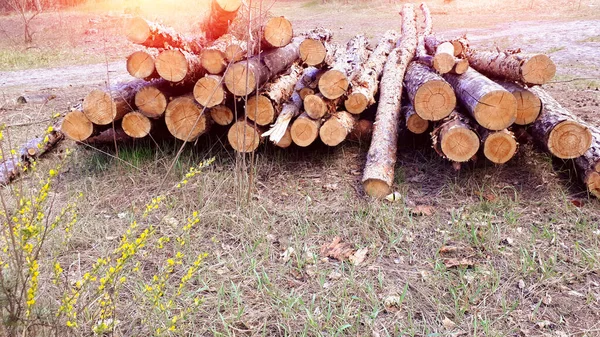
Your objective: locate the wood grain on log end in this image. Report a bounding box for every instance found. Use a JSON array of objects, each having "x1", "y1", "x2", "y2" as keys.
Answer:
[
  {"x1": 304, "y1": 94, "x2": 327, "y2": 119},
  {"x1": 442, "y1": 126, "x2": 479, "y2": 162},
  {"x1": 209, "y1": 105, "x2": 234, "y2": 126},
  {"x1": 155, "y1": 50, "x2": 189, "y2": 83},
  {"x1": 300, "y1": 39, "x2": 326, "y2": 66},
  {"x1": 452, "y1": 58, "x2": 469, "y2": 75},
  {"x1": 586, "y1": 172, "x2": 600, "y2": 198},
  {"x1": 62, "y1": 110, "x2": 94, "y2": 142},
  {"x1": 299, "y1": 88, "x2": 315, "y2": 100},
  {"x1": 125, "y1": 17, "x2": 150, "y2": 44},
  {"x1": 414, "y1": 80, "x2": 456, "y2": 121},
  {"x1": 225, "y1": 44, "x2": 246, "y2": 63},
  {"x1": 319, "y1": 111, "x2": 355, "y2": 146},
  {"x1": 291, "y1": 113, "x2": 320, "y2": 147},
  {"x1": 224, "y1": 63, "x2": 256, "y2": 96},
  {"x1": 513, "y1": 89, "x2": 542, "y2": 125},
  {"x1": 406, "y1": 112, "x2": 429, "y2": 134},
  {"x1": 135, "y1": 86, "x2": 167, "y2": 118},
  {"x1": 263, "y1": 16, "x2": 293, "y2": 48},
  {"x1": 318, "y1": 70, "x2": 349, "y2": 99},
  {"x1": 194, "y1": 76, "x2": 225, "y2": 108},
  {"x1": 83, "y1": 89, "x2": 117, "y2": 125},
  {"x1": 227, "y1": 120, "x2": 262, "y2": 153},
  {"x1": 483, "y1": 130, "x2": 517, "y2": 164},
  {"x1": 521, "y1": 54, "x2": 556, "y2": 85},
  {"x1": 344, "y1": 92, "x2": 368, "y2": 115},
  {"x1": 274, "y1": 127, "x2": 293, "y2": 148},
  {"x1": 363, "y1": 179, "x2": 392, "y2": 199},
  {"x1": 246, "y1": 95, "x2": 275, "y2": 126},
  {"x1": 548, "y1": 121, "x2": 592, "y2": 159},
  {"x1": 474, "y1": 90, "x2": 517, "y2": 130},
  {"x1": 433, "y1": 42, "x2": 455, "y2": 74},
  {"x1": 201, "y1": 49, "x2": 226, "y2": 75},
  {"x1": 165, "y1": 96, "x2": 208, "y2": 141},
  {"x1": 127, "y1": 51, "x2": 156, "y2": 79},
  {"x1": 122, "y1": 112, "x2": 152, "y2": 138}
]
